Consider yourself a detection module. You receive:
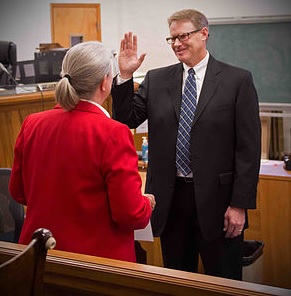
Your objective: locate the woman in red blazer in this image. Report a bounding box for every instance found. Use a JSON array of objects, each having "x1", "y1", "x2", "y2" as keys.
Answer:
[{"x1": 9, "y1": 41, "x2": 155, "y2": 262}]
